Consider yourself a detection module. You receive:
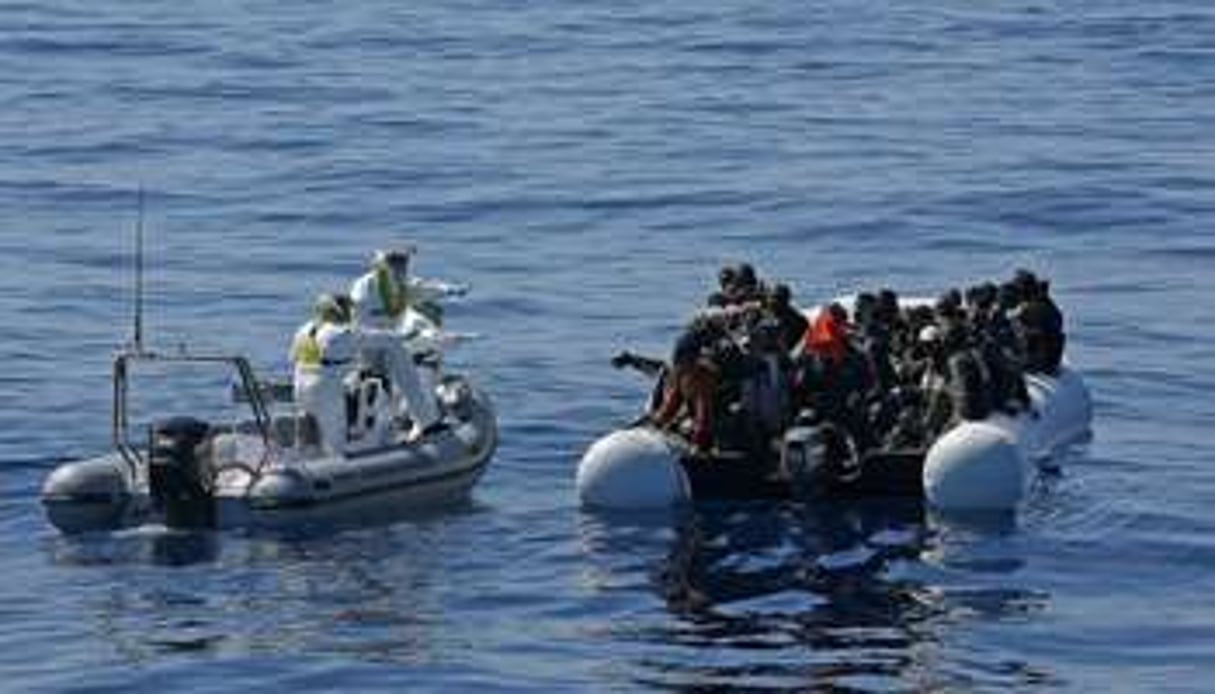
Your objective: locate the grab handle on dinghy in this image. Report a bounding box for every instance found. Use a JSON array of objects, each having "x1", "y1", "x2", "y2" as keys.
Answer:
[{"x1": 110, "y1": 350, "x2": 278, "y2": 485}]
